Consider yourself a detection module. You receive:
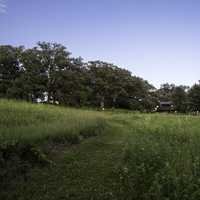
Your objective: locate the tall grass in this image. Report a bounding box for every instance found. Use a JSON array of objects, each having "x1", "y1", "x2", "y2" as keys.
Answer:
[
  {"x1": 0, "y1": 99, "x2": 107, "y2": 146},
  {"x1": 118, "y1": 114, "x2": 200, "y2": 200},
  {"x1": 3, "y1": 99, "x2": 200, "y2": 199},
  {"x1": 0, "y1": 99, "x2": 108, "y2": 189}
]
